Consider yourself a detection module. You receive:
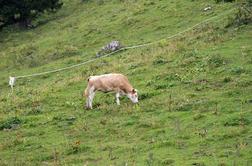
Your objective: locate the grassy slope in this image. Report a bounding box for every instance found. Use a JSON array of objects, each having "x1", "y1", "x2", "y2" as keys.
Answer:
[{"x1": 0, "y1": 0, "x2": 252, "y2": 165}]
